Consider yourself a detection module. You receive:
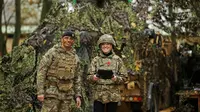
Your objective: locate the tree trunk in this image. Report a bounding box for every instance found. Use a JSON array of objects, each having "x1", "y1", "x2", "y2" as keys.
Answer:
[
  {"x1": 12, "y1": 0, "x2": 21, "y2": 48},
  {"x1": 0, "y1": 0, "x2": 6, "y2": 56},
  {"x1": 40, "y1": 0, "x2": 53, "y2": 22}
]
